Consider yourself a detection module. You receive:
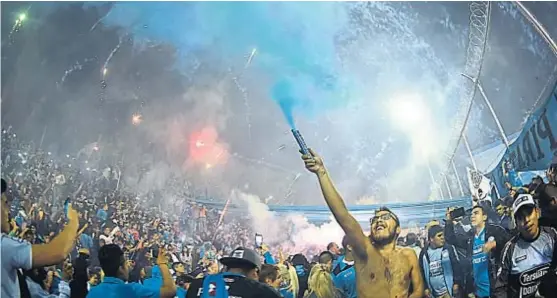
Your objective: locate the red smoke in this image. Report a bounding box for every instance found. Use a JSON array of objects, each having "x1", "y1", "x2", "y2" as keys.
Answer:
[{"x1": 188, "y1": 126, "x2": 229, "y2": 167}]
